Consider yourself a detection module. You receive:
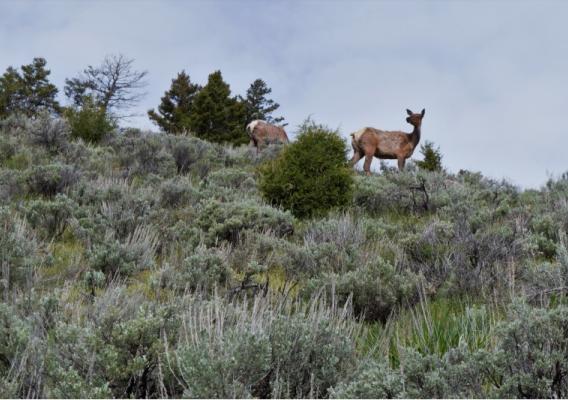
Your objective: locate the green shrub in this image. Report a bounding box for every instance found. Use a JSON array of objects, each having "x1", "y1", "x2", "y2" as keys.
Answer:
[
  {"x1": 229, "y1": 230, "x2": 318, "y2": 280},
  {"x1": 65, "y1": 97, "x2": 115, "y2": 143},
  {"x1": 22, "y1": 194, "x2": 77, "y2": 239},
  {"x1": 174, "y1": 293, "x2": 359, "y2": 399},
  {"x1": 0, "y1": 135, "x2": 16, "y2": 162},
  {"x1": 166, "y1": 134, "x2": 221, "y2": 175},
  {"x1": 79, "y1": 185, "x2": 157, "y2": 242},
  {"x1": 208, "y1": 167, "x2": 255, "y2": 191},
  {"x1": 87, "y1": 226, "x2": 157, "y2": 278},
  {"x1": 486, "y1": 303, "x2": 568, "y2": 398},
  {"x1": 182, "y1": 245, "x2": 232, "y2": 290},
  {"x1": 529, "y1": 213, "x2": 558, "y2": 259},
  {"x1": 329, "y1": 359, "x2": 404, "y2": 398},
  {"x1": 353, "y1": 170, "x2": 448, "y2": 215},
  {"x1": 0, "y1": 170, "x2": 23, "y2": 202},
  {"x1": 197, "y1": 199, "x2": 294, "y2": 245},
  {"x1": 112, "y1": 133, "x2": 177, "y2": 178},
  {"x1": 176, "y1": 330, "x2": 270, "y2": 398},
  {"x1": 0, "y1": 207, "x2": 44, "y2": 293},
  {"x1": 42, "y1": 286, "x2": 181, "y2": 398},
  {"x1": 159, "y1": 178, "x2": 199, "y2": 208},
  {"x1": 25, "y1": 163, "x2": 79, "y2": 197},
  {"x1": 258, "y1": 119, "x2": 353, "y2": 218},
  {"x1": 307, "y1": 258, "x2": 420, "y2": 322},
  {"x1": 0, "y1": 304, "x2": 30, "y2": 378},
  {"x1": 27, "y1": 112, "x2": 69, "y2": 153}
]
